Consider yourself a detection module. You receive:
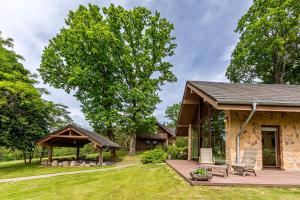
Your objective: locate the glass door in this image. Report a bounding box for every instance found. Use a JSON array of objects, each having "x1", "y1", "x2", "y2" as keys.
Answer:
[{"x1": 262, "y1": 127, "x2": 279, "y2": 167}]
